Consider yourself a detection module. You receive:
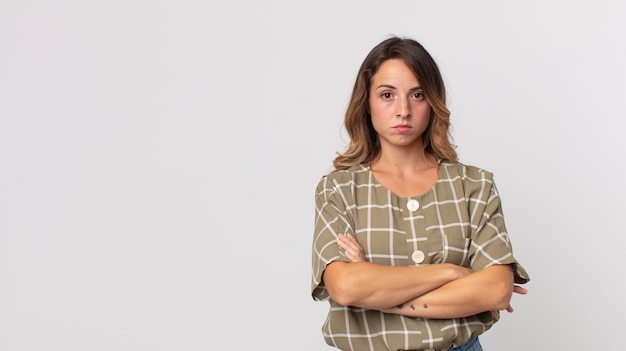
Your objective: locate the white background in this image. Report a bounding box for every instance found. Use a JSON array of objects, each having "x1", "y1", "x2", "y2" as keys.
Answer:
[{"x1": 1, "y1": 1, "x2": 625, "y2": 350}]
